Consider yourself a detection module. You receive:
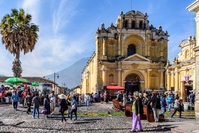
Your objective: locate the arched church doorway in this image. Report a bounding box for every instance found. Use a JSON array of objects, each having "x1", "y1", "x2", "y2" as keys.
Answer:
[
  {"x1": 125, "y1": 73, "x2": 140, "y2": 95},
  {"x1": 184, "y1": 81, "x2": 193, "y2": 101}
]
